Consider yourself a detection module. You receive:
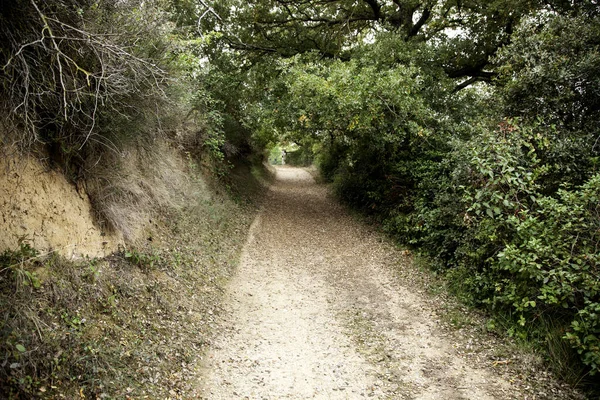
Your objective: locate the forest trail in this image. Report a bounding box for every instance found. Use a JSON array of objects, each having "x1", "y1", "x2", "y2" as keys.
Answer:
[{"x1": 198, "y1": 166, "x2": 518, "y2": 399}]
